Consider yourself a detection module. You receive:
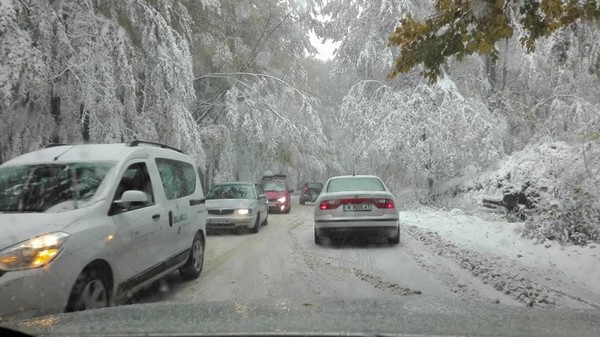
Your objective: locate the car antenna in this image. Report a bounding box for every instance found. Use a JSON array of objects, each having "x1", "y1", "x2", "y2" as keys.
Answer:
[{"x1": 53, "y1": 145, "x2": 74, "y2": 161}]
